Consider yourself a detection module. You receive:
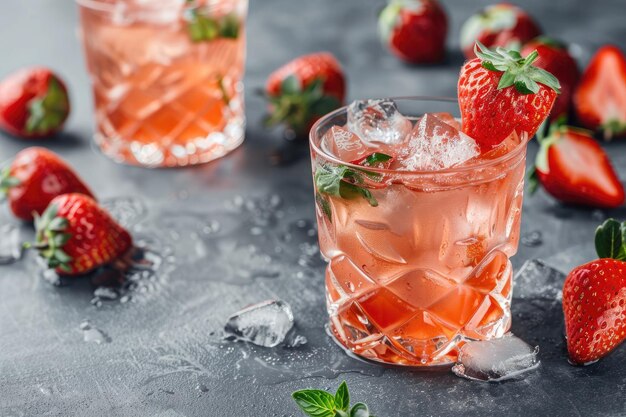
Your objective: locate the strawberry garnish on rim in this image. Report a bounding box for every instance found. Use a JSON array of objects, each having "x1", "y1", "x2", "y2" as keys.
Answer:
[
  {"x1": 563, "y1": 218, "x2": 626, "y2": 365},
  {"x1": 458, "y1": 42, "x2": 560, "y2": 151}
]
